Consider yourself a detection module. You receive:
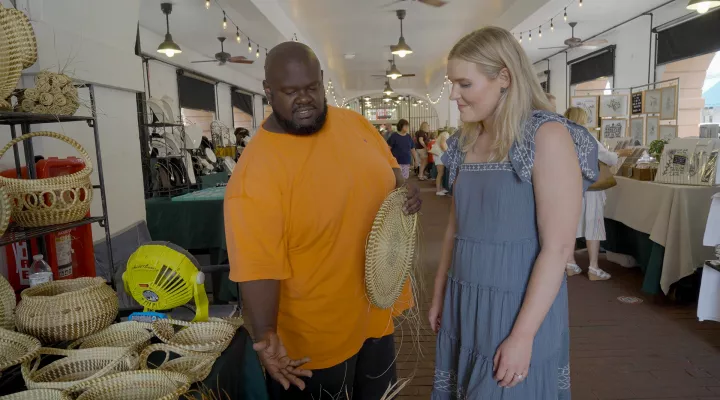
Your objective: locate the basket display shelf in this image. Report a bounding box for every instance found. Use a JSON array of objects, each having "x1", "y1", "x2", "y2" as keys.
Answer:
[{"x1": 0, "y1": 84, "x2": 114, "y2": 287}]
